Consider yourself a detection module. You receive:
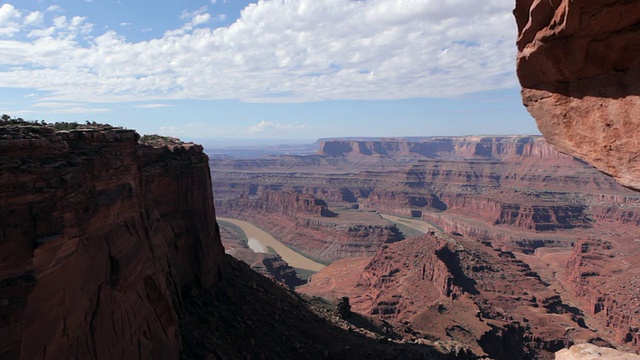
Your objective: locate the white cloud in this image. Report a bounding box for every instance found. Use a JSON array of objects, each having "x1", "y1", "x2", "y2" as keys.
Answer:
[
  {"x1": 33, "y1": 101, "x2": 83, "y2": 108},
  {"x1": 46, "y1": 5, "x2": 62, "y2": 13},
  {"x1": 0, "y1": 0, "x2": 518, "y2": 104},
  {"x1": 30, "y1": 101, "x2": 110, "y2": 113},
  {"x1": 192, "y1": 13, "x2": 211, "y2": 26},
  {"x1": 50, "y1": 107, "x2": 111, "y2": 114},
  {"x1": 156, "y1": 122, "x2": 236, "y2": 137},
  {"x1": 134, "y1": 103, "x2": 173, "y2": 108},
  {"x1": 24, "y1": 11, "x2": 44, "y2": 27},
  {"x1": 167, "y1": 7, "x2": 212, "y2": 37},
  {"x1": 0, "y1": 3, "x2": 22, "y2": 37},
  {"x1": 0, "y1": 4, "x2": 20, "y2": 24},
  {"x1": 180, "y1": 6, "x2": 208, "y2": 21},
  {"x1": 249, "y1": 120, "x2": 307, "y2": 134}
]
